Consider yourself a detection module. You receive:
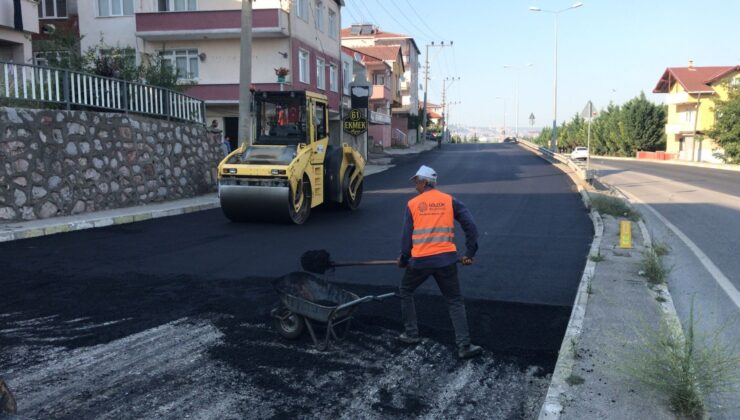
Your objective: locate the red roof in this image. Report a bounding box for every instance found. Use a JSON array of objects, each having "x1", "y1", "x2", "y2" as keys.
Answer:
[
  {"x1": 653, "y1": 66, "x2": 739, "y2": 94},
  {"x1": 427, "y1": 110, "x2": 442, "y2": 119},
  {"x1": 341, "y1": 46, "x2": 390, "y2": 68},
  {"x1": 341, "y1": 25, "x2": 421, "y2": 54},
  {"x1": 345, "y1": 45, "x2": 404, "y2": 72}
]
